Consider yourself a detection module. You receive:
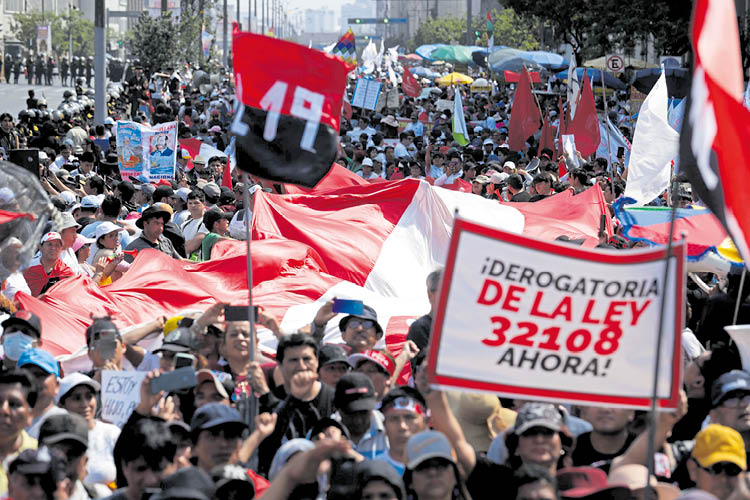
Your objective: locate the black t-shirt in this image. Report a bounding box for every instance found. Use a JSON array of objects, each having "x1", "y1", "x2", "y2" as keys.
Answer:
[
  {"x1": 406, "y1": 314, "x2": 432, "y2": 351},
  {"x1": 466, "y1": 453, "x2": 515, "y2": 500},
  {"x1": 571, "y1": 431, "x2": 636, "y2": 473},
  {"x1": 510, "y1": 191, "x2": 531, "y2": 202}
]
